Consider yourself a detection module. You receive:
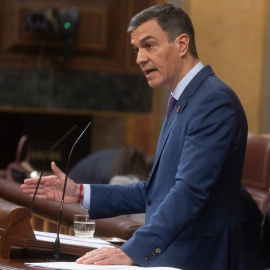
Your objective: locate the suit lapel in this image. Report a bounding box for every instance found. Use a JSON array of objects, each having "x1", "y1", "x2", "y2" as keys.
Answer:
[{"x1": 149, "y1": 65, "x2": 215, "y2": 181}]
